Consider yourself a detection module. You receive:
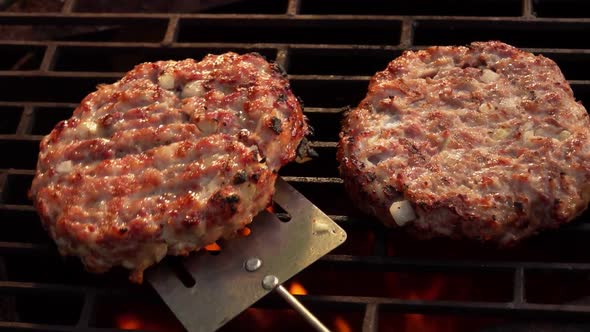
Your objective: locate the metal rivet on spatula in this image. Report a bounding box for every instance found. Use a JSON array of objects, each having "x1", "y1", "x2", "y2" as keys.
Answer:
[
  {"x1": 262, "y1": 275, "x2": 279, "y2": 290},
  {"x1": 244, "y1": 257, "x2": 262, "y2": 272}
]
